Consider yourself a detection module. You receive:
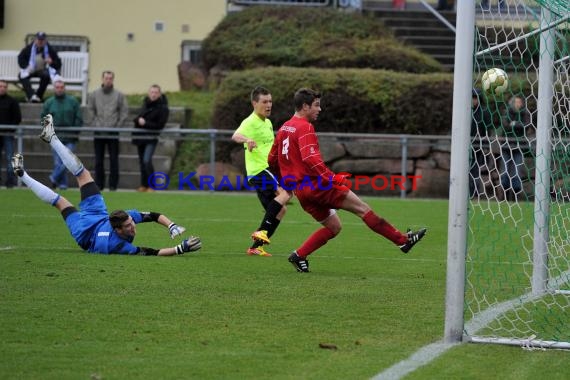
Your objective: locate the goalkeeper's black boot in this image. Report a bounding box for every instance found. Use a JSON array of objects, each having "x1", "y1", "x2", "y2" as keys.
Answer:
[
  {"x1": 288, "y1": 251, "x2": 309, "y2": 273},
  {"x1": 399, "y1": 228, "x2": 427, "y2": 253}
]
